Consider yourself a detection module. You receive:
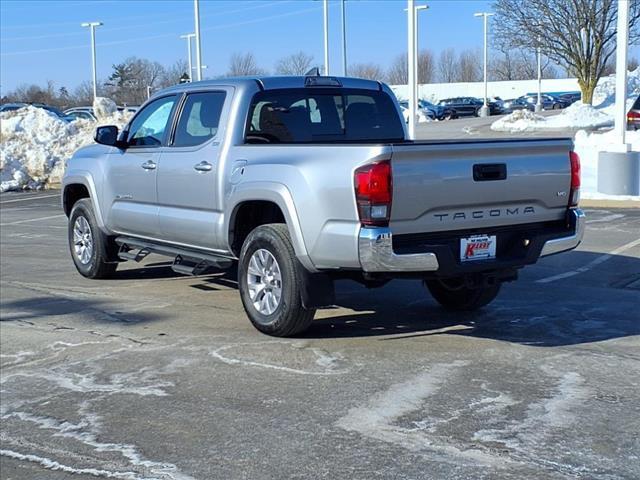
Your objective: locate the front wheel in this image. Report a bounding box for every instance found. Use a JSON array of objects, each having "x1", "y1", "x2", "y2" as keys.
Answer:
[
  {"x1": 68, "y1": 198, "x2": 117, "y2": 279},
  {"x1": 425, "y1": 278, "x2": 501, "y2": 311},
  {"x1": 238, "y1": 224, "x2": 315, "y2": 337}
]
